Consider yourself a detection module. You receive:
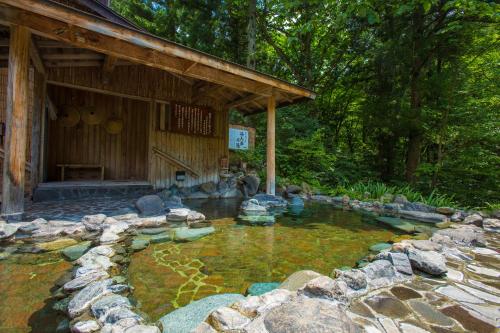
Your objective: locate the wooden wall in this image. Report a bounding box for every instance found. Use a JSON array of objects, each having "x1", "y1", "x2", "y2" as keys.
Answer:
[
  {"x1": 46, "y1": 65, "x2": 229, "y2": 188},
  {"x1": 47, "y1": 86, "x2": 149, "y2": 181}
]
